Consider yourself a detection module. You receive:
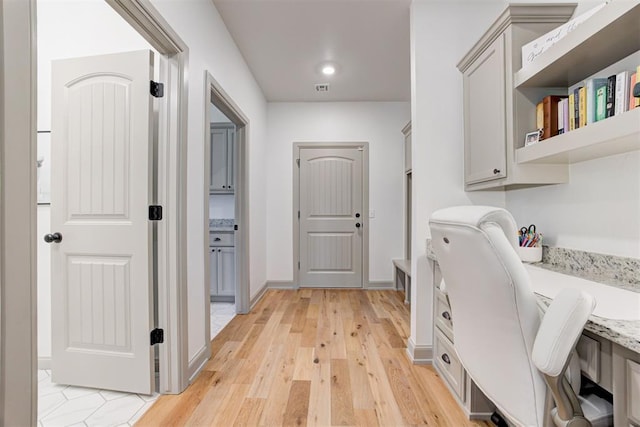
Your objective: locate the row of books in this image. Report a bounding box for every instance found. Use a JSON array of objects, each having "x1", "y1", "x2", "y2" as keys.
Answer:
[{"x1": 535, "y1": 66, "x2": 640, "y2": 141}]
